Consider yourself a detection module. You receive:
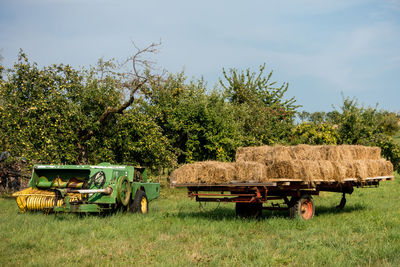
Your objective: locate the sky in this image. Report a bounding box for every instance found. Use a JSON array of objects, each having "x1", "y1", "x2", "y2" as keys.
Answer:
[{"x1": 1, "y1": 0, "x2": 399, "y2": 112}]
